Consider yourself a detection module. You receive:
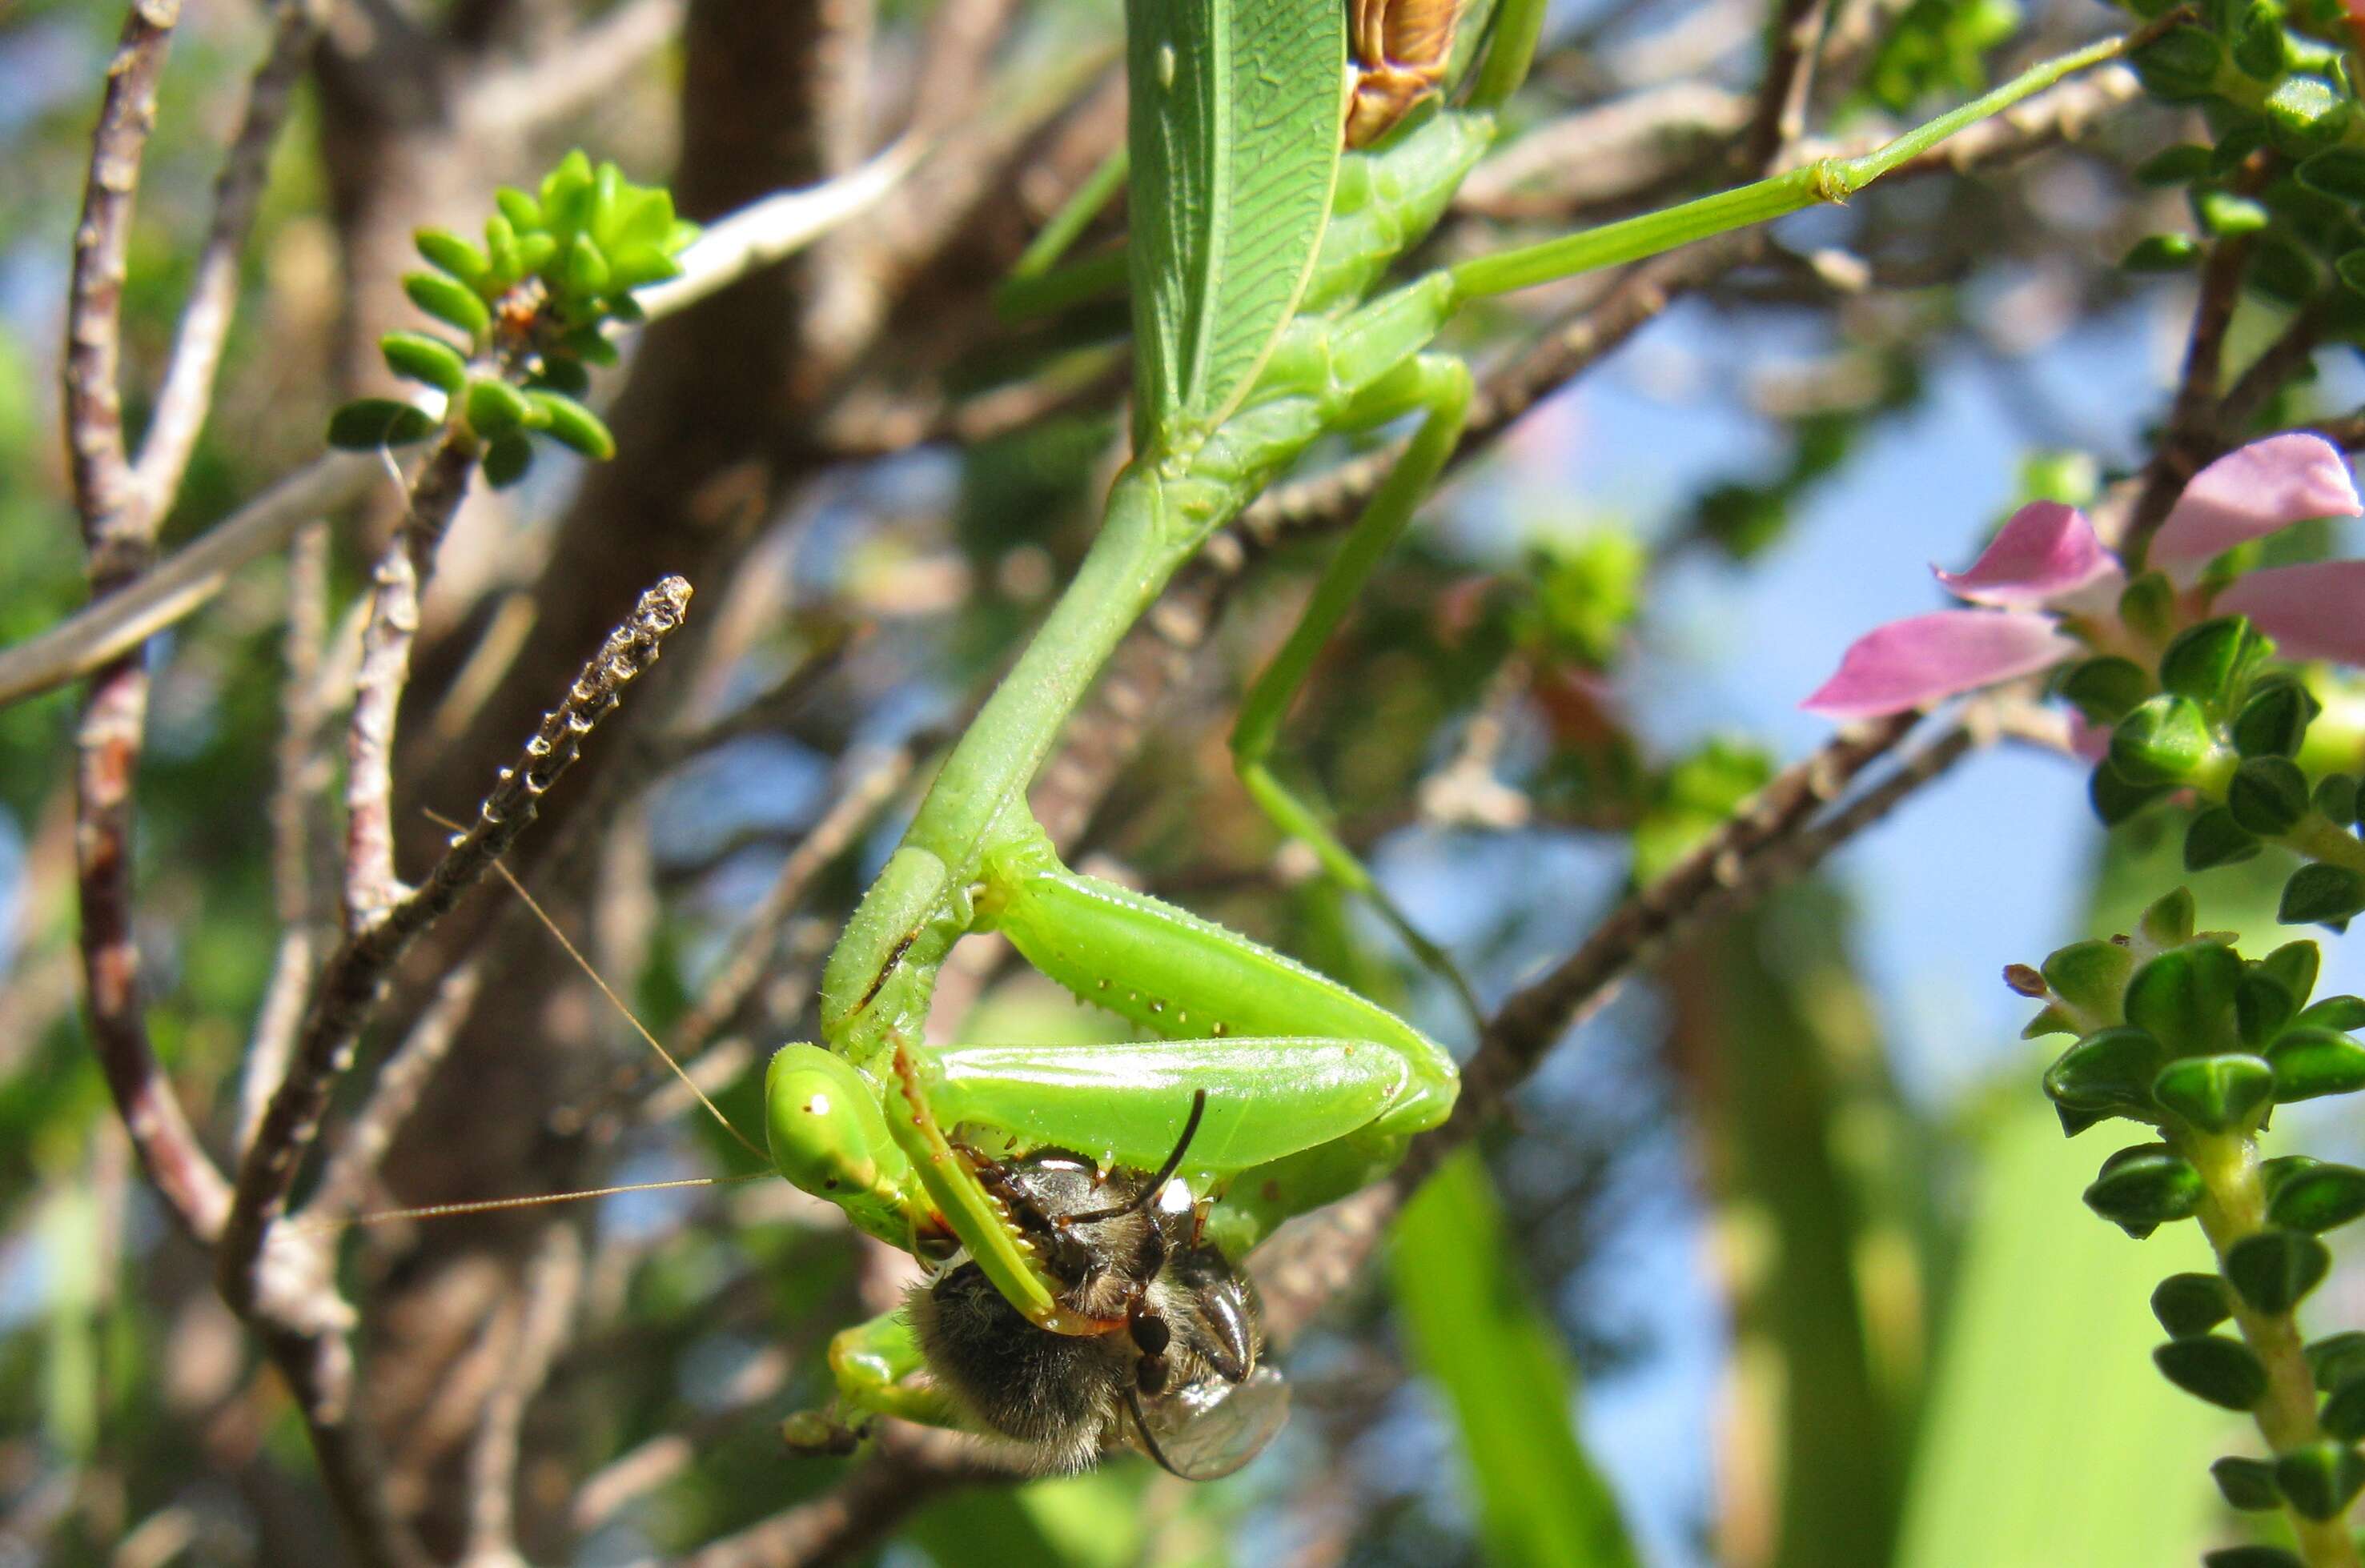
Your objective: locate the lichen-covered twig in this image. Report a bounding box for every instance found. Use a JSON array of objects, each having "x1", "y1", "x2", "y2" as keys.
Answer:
[{"x1": 221, "y1": 575, "x2": 695, "y2": 1305}]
